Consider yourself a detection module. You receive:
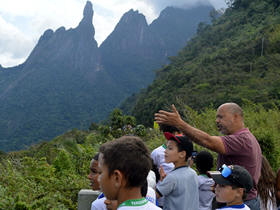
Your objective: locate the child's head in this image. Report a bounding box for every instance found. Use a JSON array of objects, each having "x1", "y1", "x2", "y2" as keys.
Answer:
[
  {"x1": 88, "y1": 153, "x2": 100, "y2": 191},
  {"x1": 195, "y1": 150, "x2": 213, "y2": 174},
  {"x1": 209, "y1": 165, "x2": 253, "y2": 205},
  {"x1": 159, "y1": 124, "x2": 180, "y2": 134},
  {"x1": 164, "y1": 132, "x2": 193, "y2": 162},
  {"x1": 98, "y1": 135, "x2": 152, "y2": 200}
]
